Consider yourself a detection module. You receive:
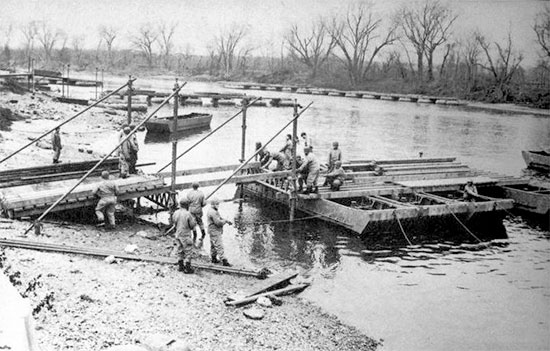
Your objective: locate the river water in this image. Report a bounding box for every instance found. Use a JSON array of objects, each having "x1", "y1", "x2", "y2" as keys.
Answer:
[{"x1": 90, "y1": 78, "x2": 550, "y2": 350}]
